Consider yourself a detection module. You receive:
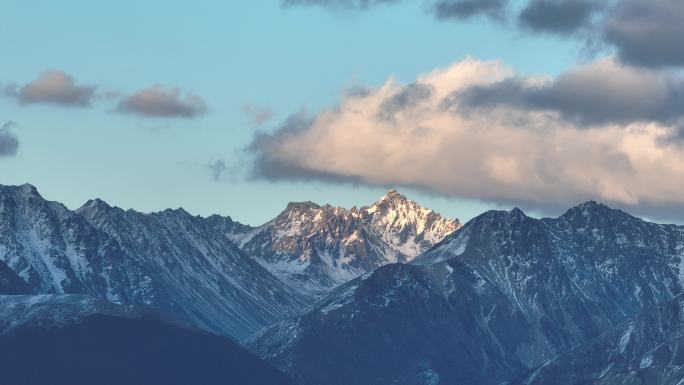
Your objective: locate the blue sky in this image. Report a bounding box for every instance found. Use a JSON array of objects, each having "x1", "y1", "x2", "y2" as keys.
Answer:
[{"x1": 2, "y1": 0, "x2": 682, "y2": 224}]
